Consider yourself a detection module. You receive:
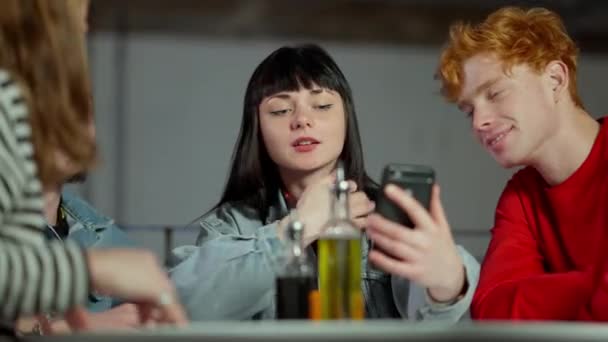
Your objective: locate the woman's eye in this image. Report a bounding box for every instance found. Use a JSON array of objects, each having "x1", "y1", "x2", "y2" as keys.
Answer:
[
  {"x1": 269, "y1": 109, "x2": 289, "y2": 116},
  {"x1": 316, "y1": 104, "x2": 333, "y2": 111}
]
